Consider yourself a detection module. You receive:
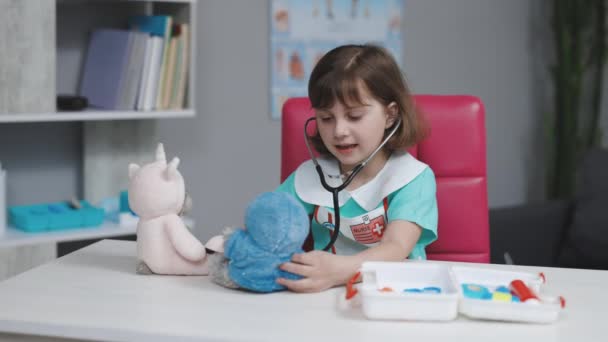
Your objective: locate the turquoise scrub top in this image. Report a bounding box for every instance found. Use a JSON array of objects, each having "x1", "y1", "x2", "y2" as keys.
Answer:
[{"x1": 277, "y1": 165, "x2": 438, "y2": 259}]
